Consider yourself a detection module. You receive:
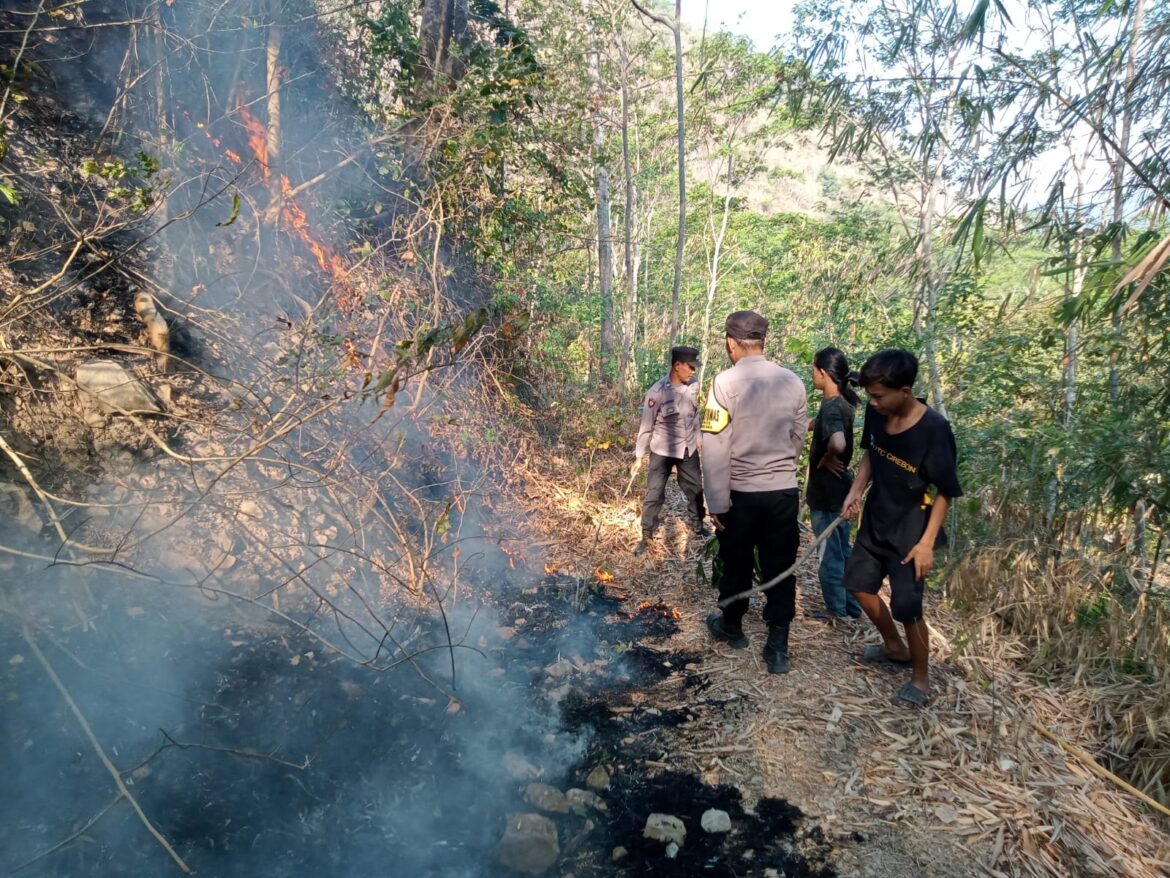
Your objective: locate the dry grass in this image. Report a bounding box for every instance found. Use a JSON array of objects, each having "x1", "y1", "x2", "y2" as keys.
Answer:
[{"x1": 949, "y1": 546, "x2": 1170, "y2": 806}]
